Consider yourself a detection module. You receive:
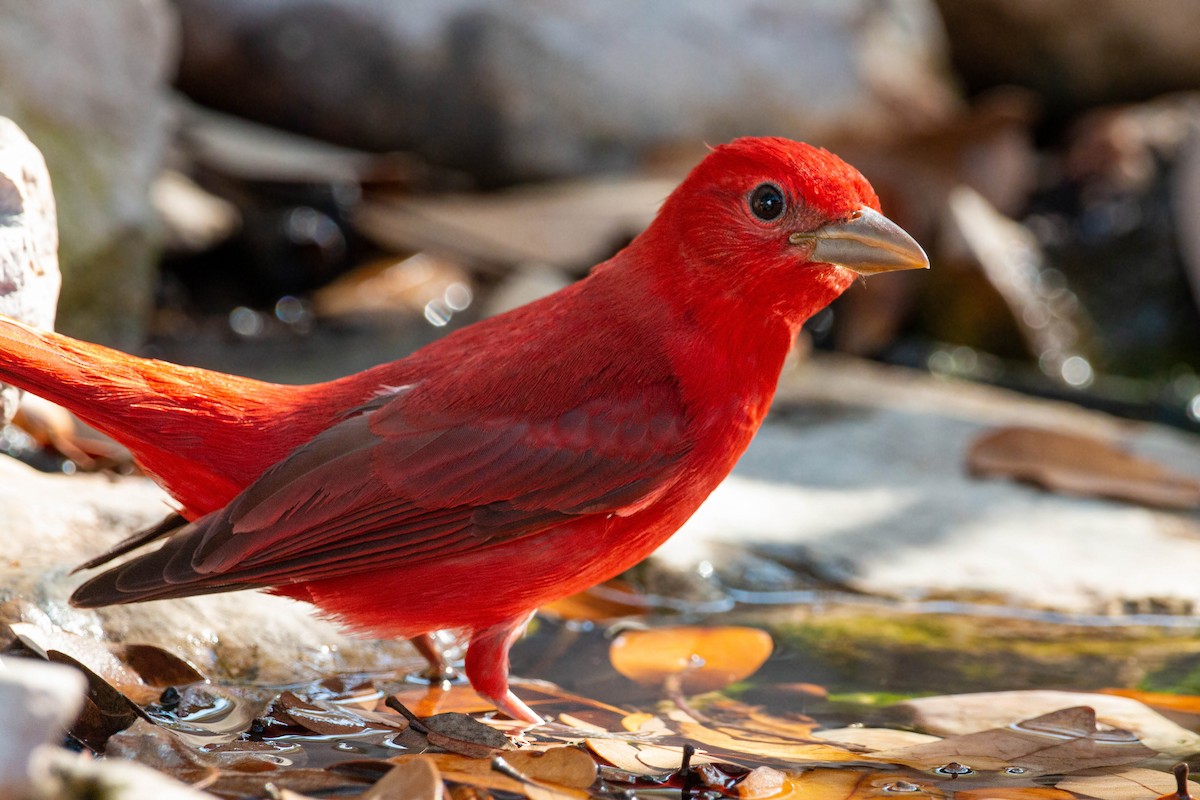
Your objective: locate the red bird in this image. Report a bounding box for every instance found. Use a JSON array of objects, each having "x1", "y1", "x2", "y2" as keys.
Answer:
[{"x1": 0, "y1": 138, "x2": 927, "y2": 723}]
